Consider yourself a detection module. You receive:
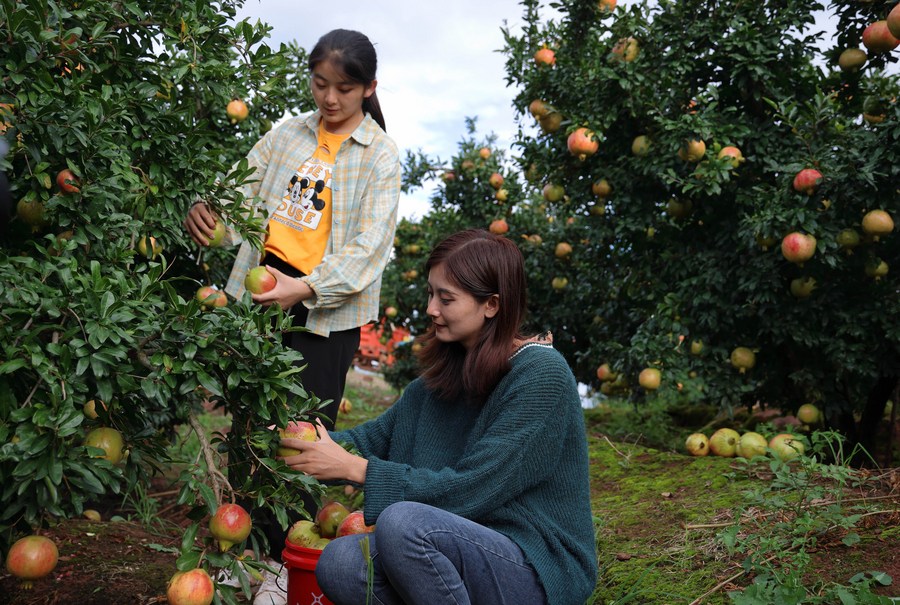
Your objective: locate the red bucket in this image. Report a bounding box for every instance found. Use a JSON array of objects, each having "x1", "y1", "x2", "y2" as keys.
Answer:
[{"x1": 282, "y1": 540, "x2": 334, "y2": 605}]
